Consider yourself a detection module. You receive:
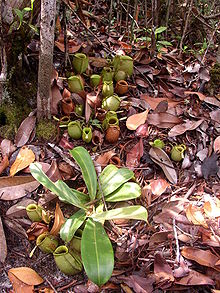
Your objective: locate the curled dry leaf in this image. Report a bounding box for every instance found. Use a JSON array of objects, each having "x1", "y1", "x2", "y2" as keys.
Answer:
[
  {"x1": 50, "y1": 202, "x2": 65, "y2": 236},
  {"x1": 0, "y1": 156, "x2": 9, "y2": 175},
  {"x1": 150, "y1": 179, "x2": 170, "y2": 196},
  {"x1": 168, "y1": 119, "x2": 204, "y2": 137},
  {"x1": 154, "y1": 252, "x2": 174, "y2": 283},
  {"x1": 181, "y1": 247, "x2": 219, "y2": 268},
  {"x1": 95, "y1": 150, "x2": 116, "y2": 167},
  {"x1": 214, "y1": 136, "x2": 220, "y2": 153},
  {"x1": 126, "y1": 110, "x2": 149, "y2": 130},
  {"x1": 0, "y1": 176, "x2": 39, "y2": 201},
  {"x1": 186, "y1": 204, "x2": 207, "y2": 228},
  {"x1": 185, "y1": 91, "x2": 206, "y2": 101},
  {"x1": 10, "y1": 147, "x2": 35, "y2": 176},
  {"x1": 175, "y1": 269, "x2": 214, "y2": 286},
  {"x1": 0, "y1": 216, "x2": 7, "y2": 263},
  {"x1": 51, "y1": 84, "x2": 63, "y2": 115},
  {"x1": 27, "y1": 222, "x2": 48, "y2": 241},
  {"x1": 147, "y1": 112, "x2": 182, "y2": 128},
  {"x1": 8, "y1": 267, "x2": 44, "y2": 286},
  {"x1": 141, "y1": 94, "x2": 182, "y2": 110},
  {"x1": 204, "y1": 201, "x2": 220, "y2": 218},
  {"x1": 15, "y1": 116, "x2": 36, "y2": 147},
  {"x1": 126, "y1": 138, "x2": 143, "y2": 168},
  {"x1": 149, "y1": 147, "x2": 177, "y2": 184},
  {"x1": 0, "y1": 139, "x2": 16, "y2": 157}
]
